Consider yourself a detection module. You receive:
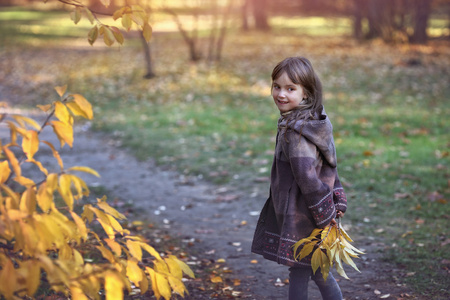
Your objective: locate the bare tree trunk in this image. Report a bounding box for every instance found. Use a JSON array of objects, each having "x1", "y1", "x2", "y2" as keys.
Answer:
[
  {"x1": 207, "y1": 1, "x2": 219, "y2": 62},
  {"x1": 140, "y1": 31, "x2": 155, "y2": 79},
  {"x1": 366, "y1": 0, "x2": 384, "y2": 39},
  {"x1": 352, "y1": 0, "x2": 364, "y2": 40},
  {"x1": 251, "y1": 0, "x2": 270, "y2": 31},
  {"x1": 410, "y1": 0, "x2": 432, "y2": 44},
  {"x1": 166, "y1": 8, "x2": 202, "y2": 61},
  {"x1": 241, "y1": 0, "x2": 251, "y2": 31},
  {"x1": 215, "y1": 0, "x2": 234, "y2": 61}
]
